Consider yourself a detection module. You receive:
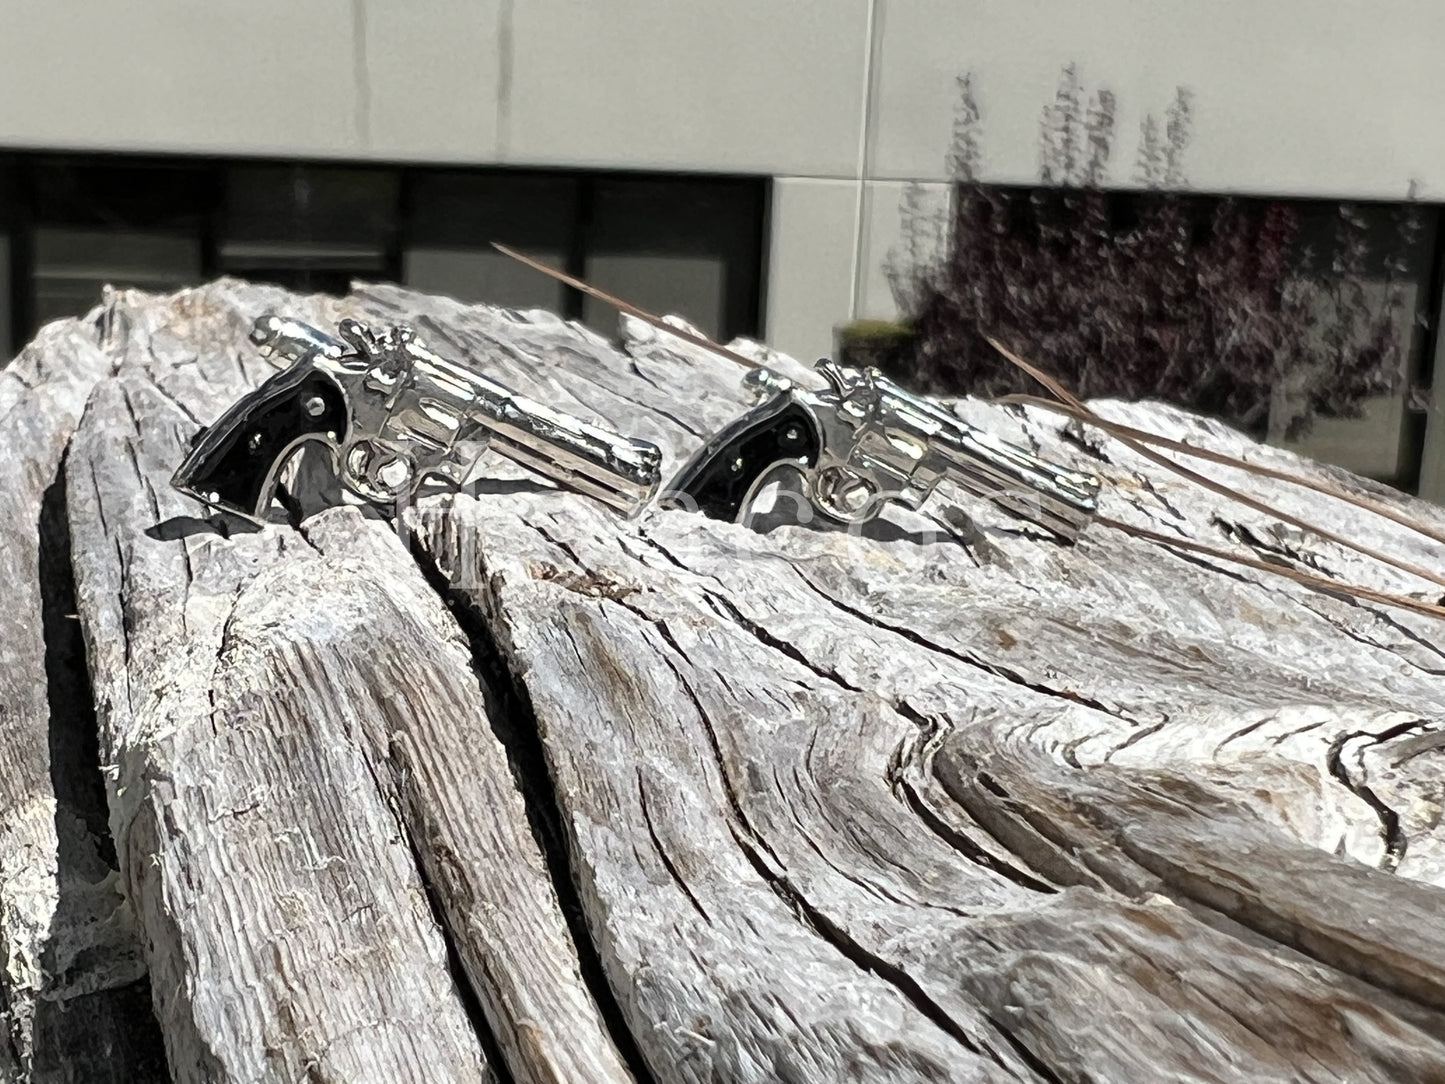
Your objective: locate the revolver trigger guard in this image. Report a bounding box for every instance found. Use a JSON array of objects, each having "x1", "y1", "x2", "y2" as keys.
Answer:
[{"x1": 731, "y1": 459, "x2": 812, "y2": 527}]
